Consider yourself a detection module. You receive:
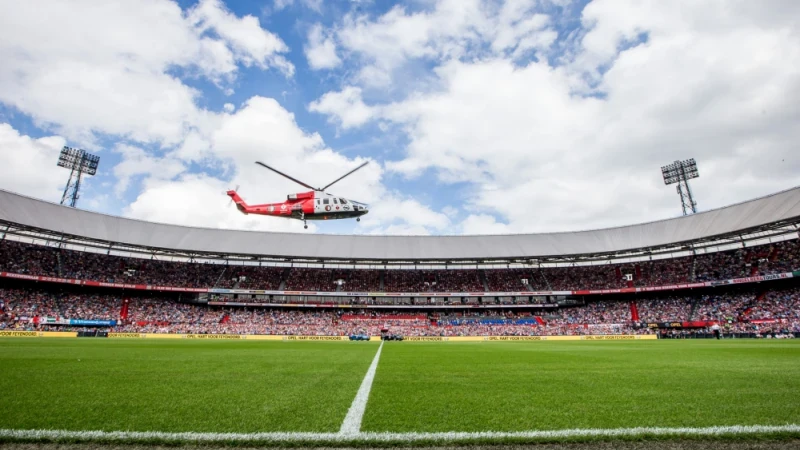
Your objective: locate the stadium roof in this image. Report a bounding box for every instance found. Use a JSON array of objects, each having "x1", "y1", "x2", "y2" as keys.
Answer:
[{"x1": 0, "y1": 187, "x2": 799, "y2": 263}]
